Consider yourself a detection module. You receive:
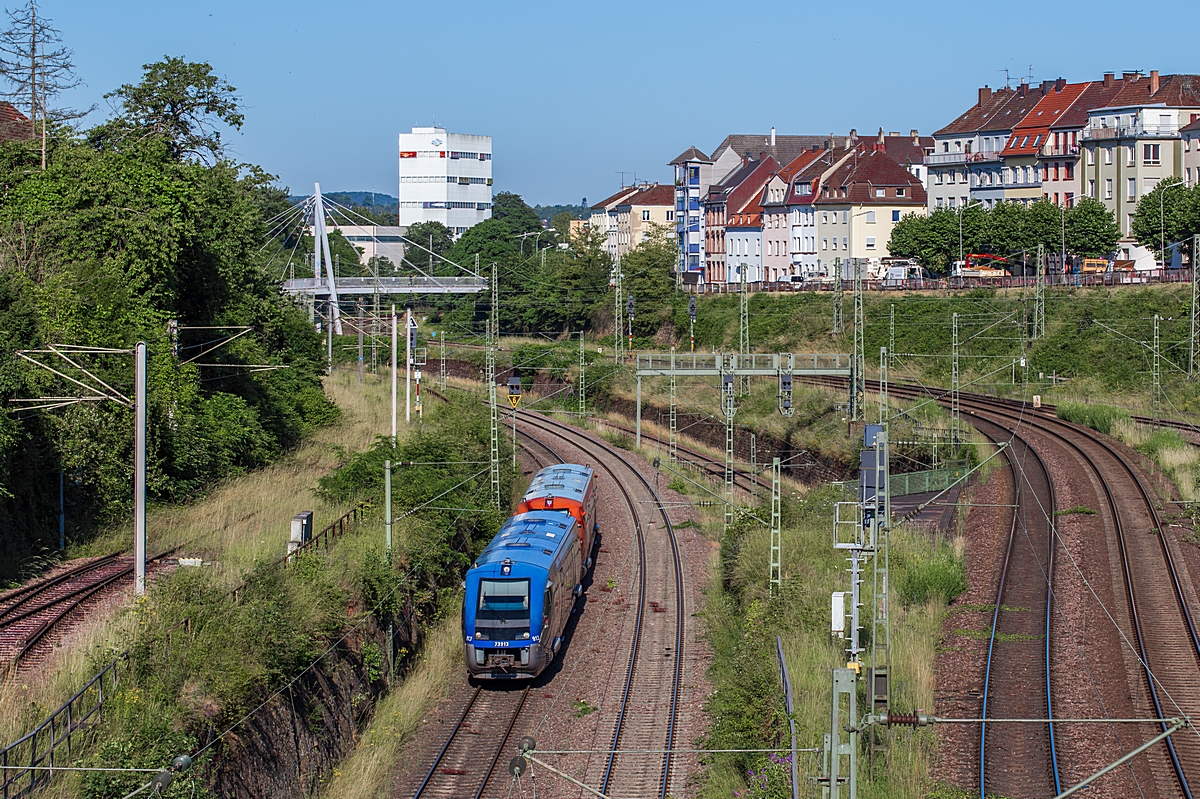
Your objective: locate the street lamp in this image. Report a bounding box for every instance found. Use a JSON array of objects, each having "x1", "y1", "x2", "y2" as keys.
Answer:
[{"x1": 958, "y1": 200, "x2": 984, "y2": 270}]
